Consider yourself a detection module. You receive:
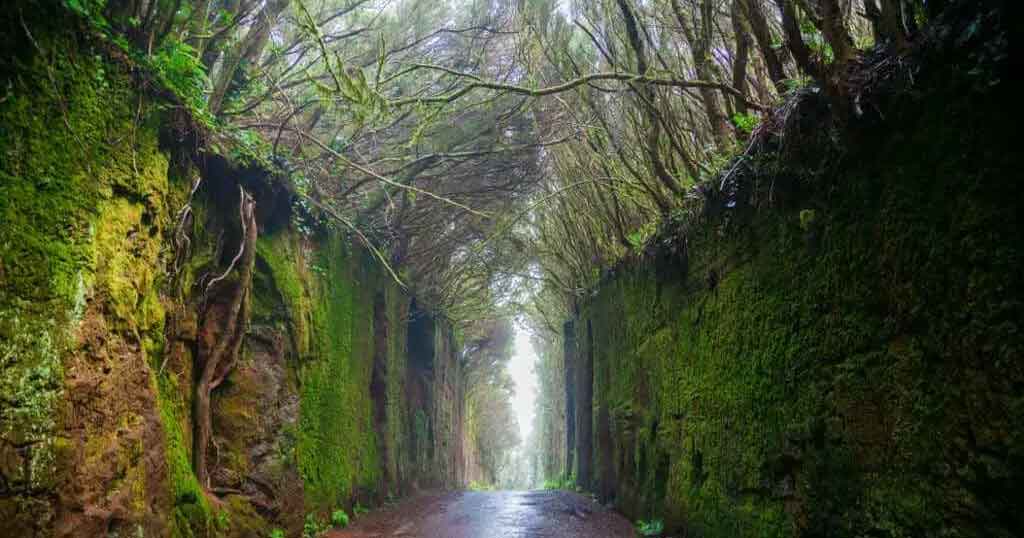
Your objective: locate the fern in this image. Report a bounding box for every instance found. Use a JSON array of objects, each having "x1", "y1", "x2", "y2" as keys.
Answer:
[{"x1": 151, "y1": 41, "x2": 210, "y2": 113}]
